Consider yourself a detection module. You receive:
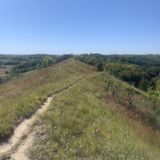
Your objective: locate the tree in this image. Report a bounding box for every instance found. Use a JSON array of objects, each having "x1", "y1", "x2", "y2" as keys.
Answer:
[
  {"x1": 96, "y1": 61, "x2": 104, "y2": 71},
  {"x1": 42, "y1": 56, "x2": 55, "y2": 67}
]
